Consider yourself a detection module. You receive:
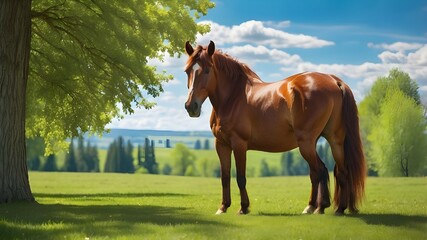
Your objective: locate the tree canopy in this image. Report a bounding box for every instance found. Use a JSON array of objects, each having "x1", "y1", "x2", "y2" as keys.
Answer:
[
  {"x1": 171, "y1": 143, "x2": 196, "y2": 176},
  {"x1": 27, "y1": 0, "x2": 214, "y2": 152},
  {"x1": 359, "y1": 69, "x2": 421, "y2": 144},
  {"x1": 359, "y1": 68, "x2": 427, "y2": 176},
  {"x1": 368, "y1": 89, "x2": 426, "y2": 176}
]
